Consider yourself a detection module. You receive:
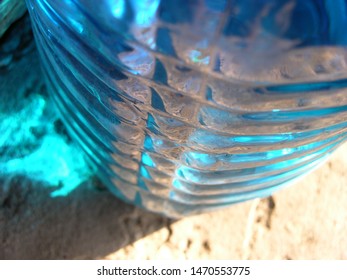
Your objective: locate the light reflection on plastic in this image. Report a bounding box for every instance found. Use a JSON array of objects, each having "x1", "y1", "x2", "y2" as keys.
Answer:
[
  {"x1": 130, "y1": 0, "x2": 160, "y2": 26},
  {"x1": 110, "y1": 0, "x2": 125, "y2": 18}
]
